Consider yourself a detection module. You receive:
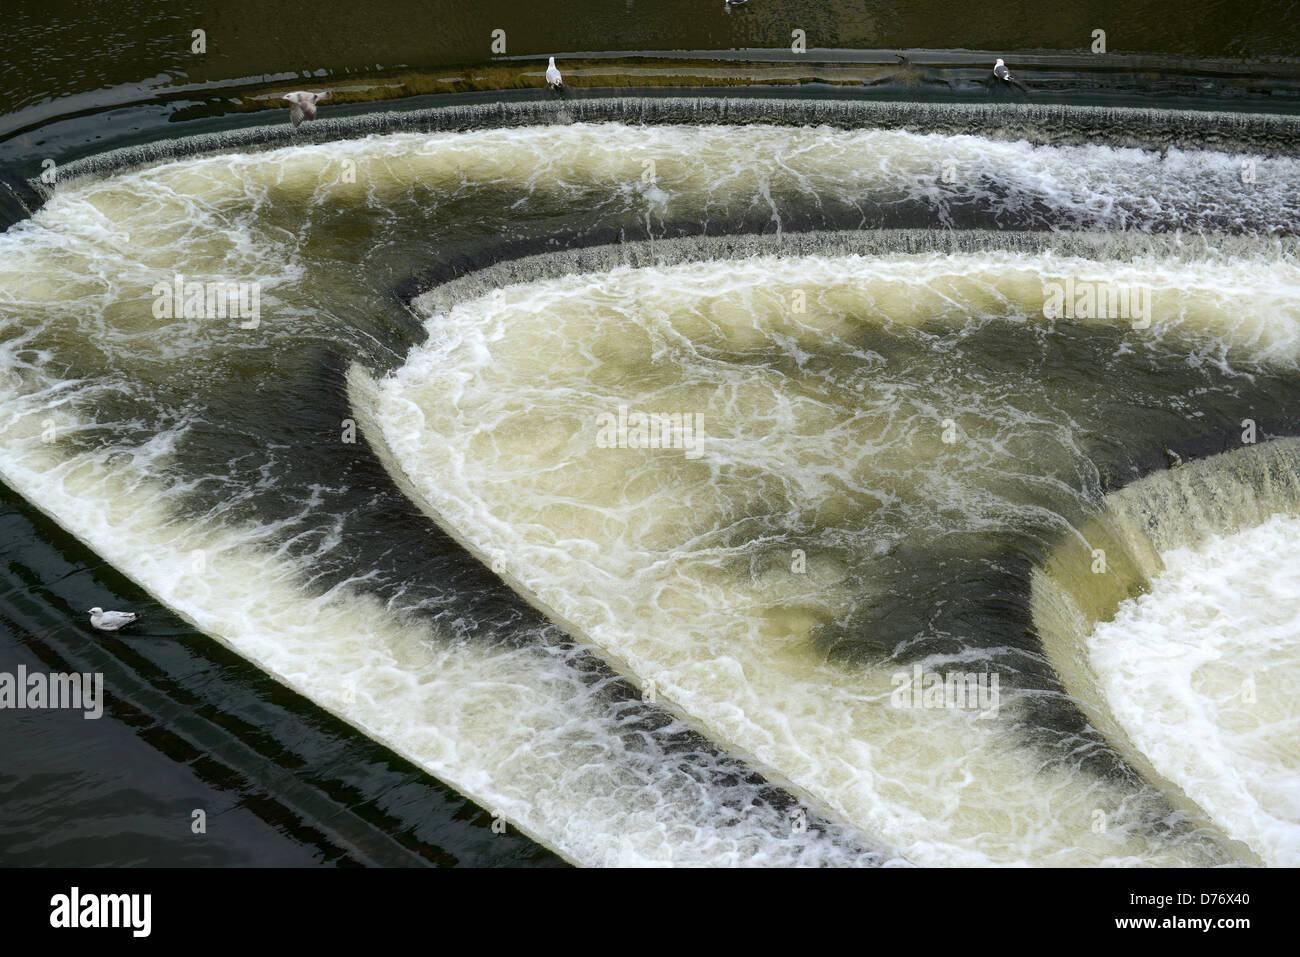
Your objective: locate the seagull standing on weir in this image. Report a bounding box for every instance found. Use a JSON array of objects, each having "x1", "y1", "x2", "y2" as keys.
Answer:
[
  {"x1": 993, "y1": 58, "x2": 1014, "y2": 82},
  {"x1": 88, "y1": 607, "x2": 138, "y2": 631},
  {"x1": 283, "y1": 90, "x2": 331, "y2": 129},
  {"x1": 546, "y1": 57, "x2": 563, "y2": 90}
]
